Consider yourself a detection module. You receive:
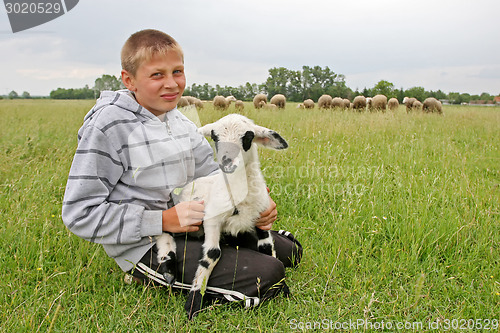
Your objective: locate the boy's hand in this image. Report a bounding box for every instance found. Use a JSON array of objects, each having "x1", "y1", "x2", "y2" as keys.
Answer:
[
  {"x1": 256, "y1": 194, "x2": 277, "y2": 231},
  {"x1": 162, "y1": 201, "x2": 204, "y2": 233}
]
